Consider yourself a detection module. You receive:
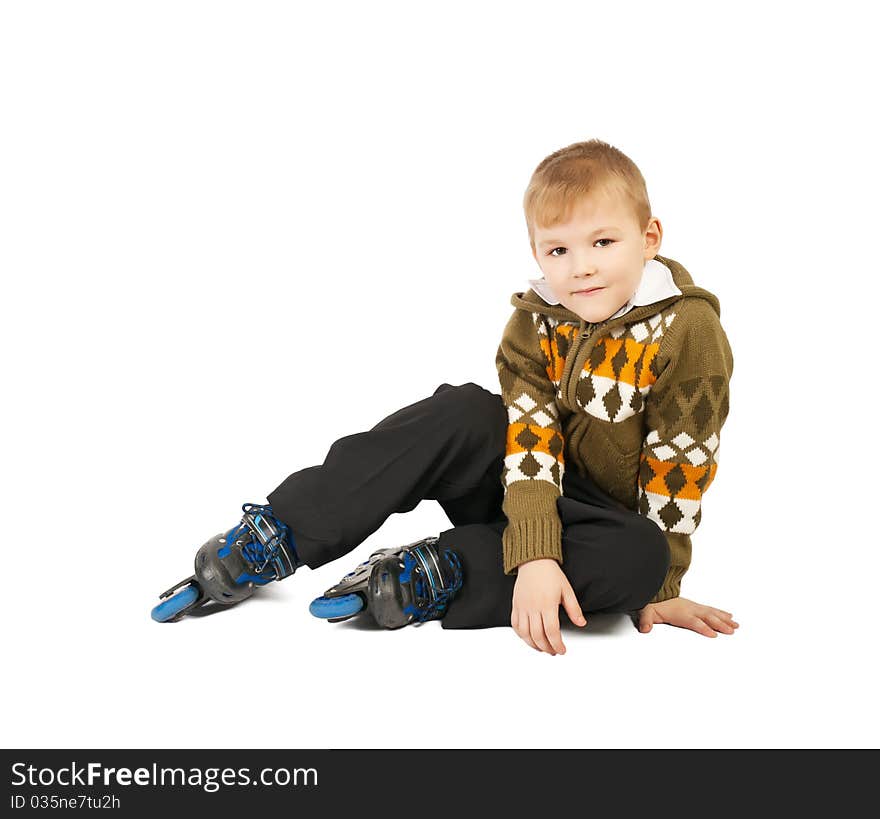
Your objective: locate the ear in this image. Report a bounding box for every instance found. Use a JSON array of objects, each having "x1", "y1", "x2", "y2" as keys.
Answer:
[{"x1": 644, "y1": 217, "x2": 663, "y2": 257}]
